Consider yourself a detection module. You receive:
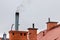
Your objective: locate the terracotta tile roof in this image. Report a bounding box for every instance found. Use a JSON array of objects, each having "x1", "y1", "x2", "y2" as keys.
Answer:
[{"x1": 49, "y1": 24, "x2": 60, "y2": 30}]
